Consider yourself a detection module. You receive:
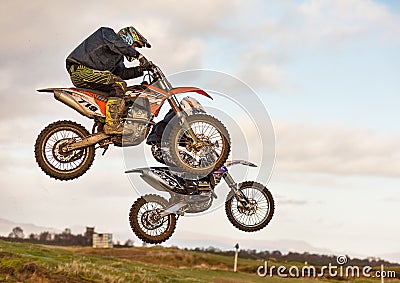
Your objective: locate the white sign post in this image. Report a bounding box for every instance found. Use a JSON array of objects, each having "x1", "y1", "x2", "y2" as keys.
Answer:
[{"x1": 234, "y1": 243, "x2": 239, "y2": 272}]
